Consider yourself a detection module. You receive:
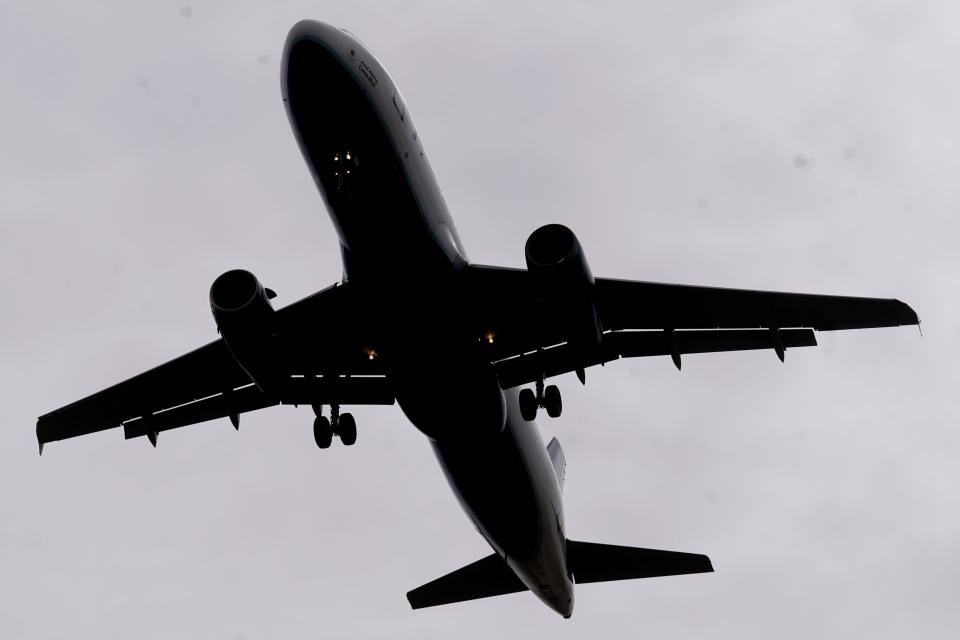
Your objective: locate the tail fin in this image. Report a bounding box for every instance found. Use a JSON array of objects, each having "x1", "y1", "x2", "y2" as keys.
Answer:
[
  {"x1": 546, "y1": 437, "x2": 566, "y2": 491},
  {"x1": 566, "y1": 540, "x2": 713, "y2": 583},
  {"x1": 406, "y1": 553, "x2": 527, "y2": 609}
]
